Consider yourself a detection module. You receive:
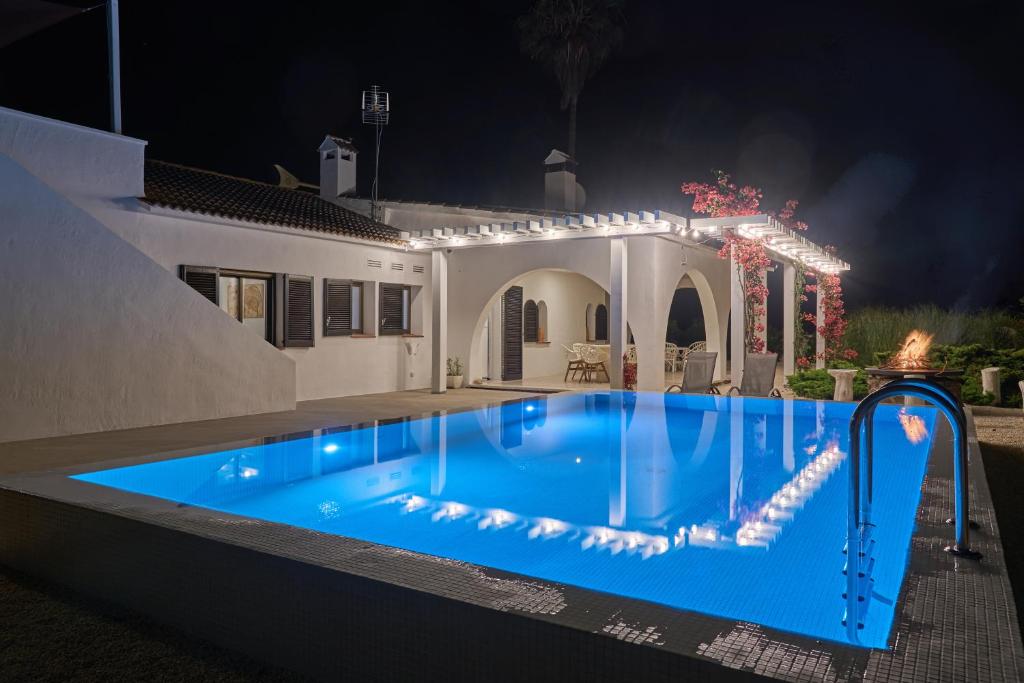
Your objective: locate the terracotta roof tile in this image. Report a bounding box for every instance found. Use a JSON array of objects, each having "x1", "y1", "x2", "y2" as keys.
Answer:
[{"x1": 142, "y1": 160, "x2": 402, "y2": 244}]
